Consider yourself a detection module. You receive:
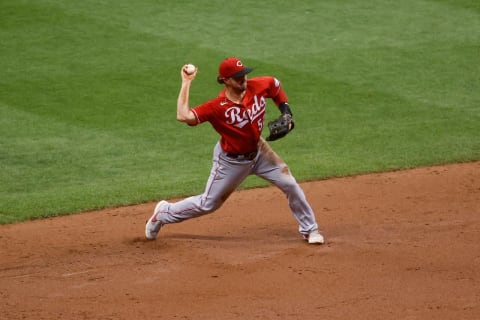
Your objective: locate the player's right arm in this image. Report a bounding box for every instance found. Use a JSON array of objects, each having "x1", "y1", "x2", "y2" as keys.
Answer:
[{"x1": 177, "y1": 65, "x2": 198, "y2": 125}]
